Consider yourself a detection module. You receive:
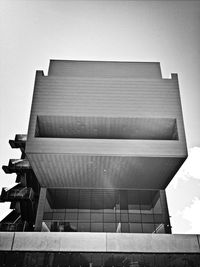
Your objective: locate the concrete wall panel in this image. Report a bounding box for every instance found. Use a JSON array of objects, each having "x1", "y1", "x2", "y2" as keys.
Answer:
[
  {"x1": 13, "y1": 232, "x2": 61, "y2": 251},
  {"x1": 107, "y1": 233, "x2": 200, "y2": 253},
  {"x1": 59, "y1": 233, "x2": 106, "y2": 252},
  {"x1": 0, "y1": 232, "x2": 14, "y2": 251},
  {"x1": 1, "y1": 233, "x2": 199, "y2": 253}
]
